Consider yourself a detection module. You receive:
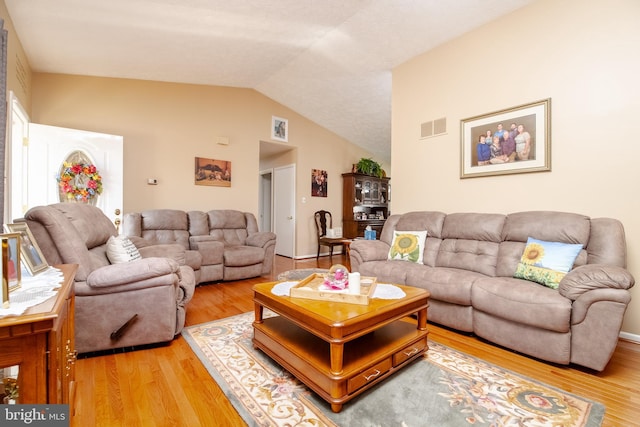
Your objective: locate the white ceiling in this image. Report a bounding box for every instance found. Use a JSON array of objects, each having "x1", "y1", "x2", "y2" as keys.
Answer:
[{"x1": 5, "y1": 0, "x2": 532, "y2": 163}]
